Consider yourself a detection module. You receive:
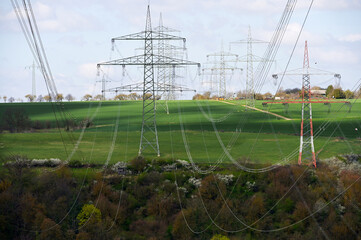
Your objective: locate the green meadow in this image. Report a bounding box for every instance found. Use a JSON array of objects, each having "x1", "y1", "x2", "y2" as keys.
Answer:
[{"x1": 1, "y1": 99, "x2": 360, "y2": 164}]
